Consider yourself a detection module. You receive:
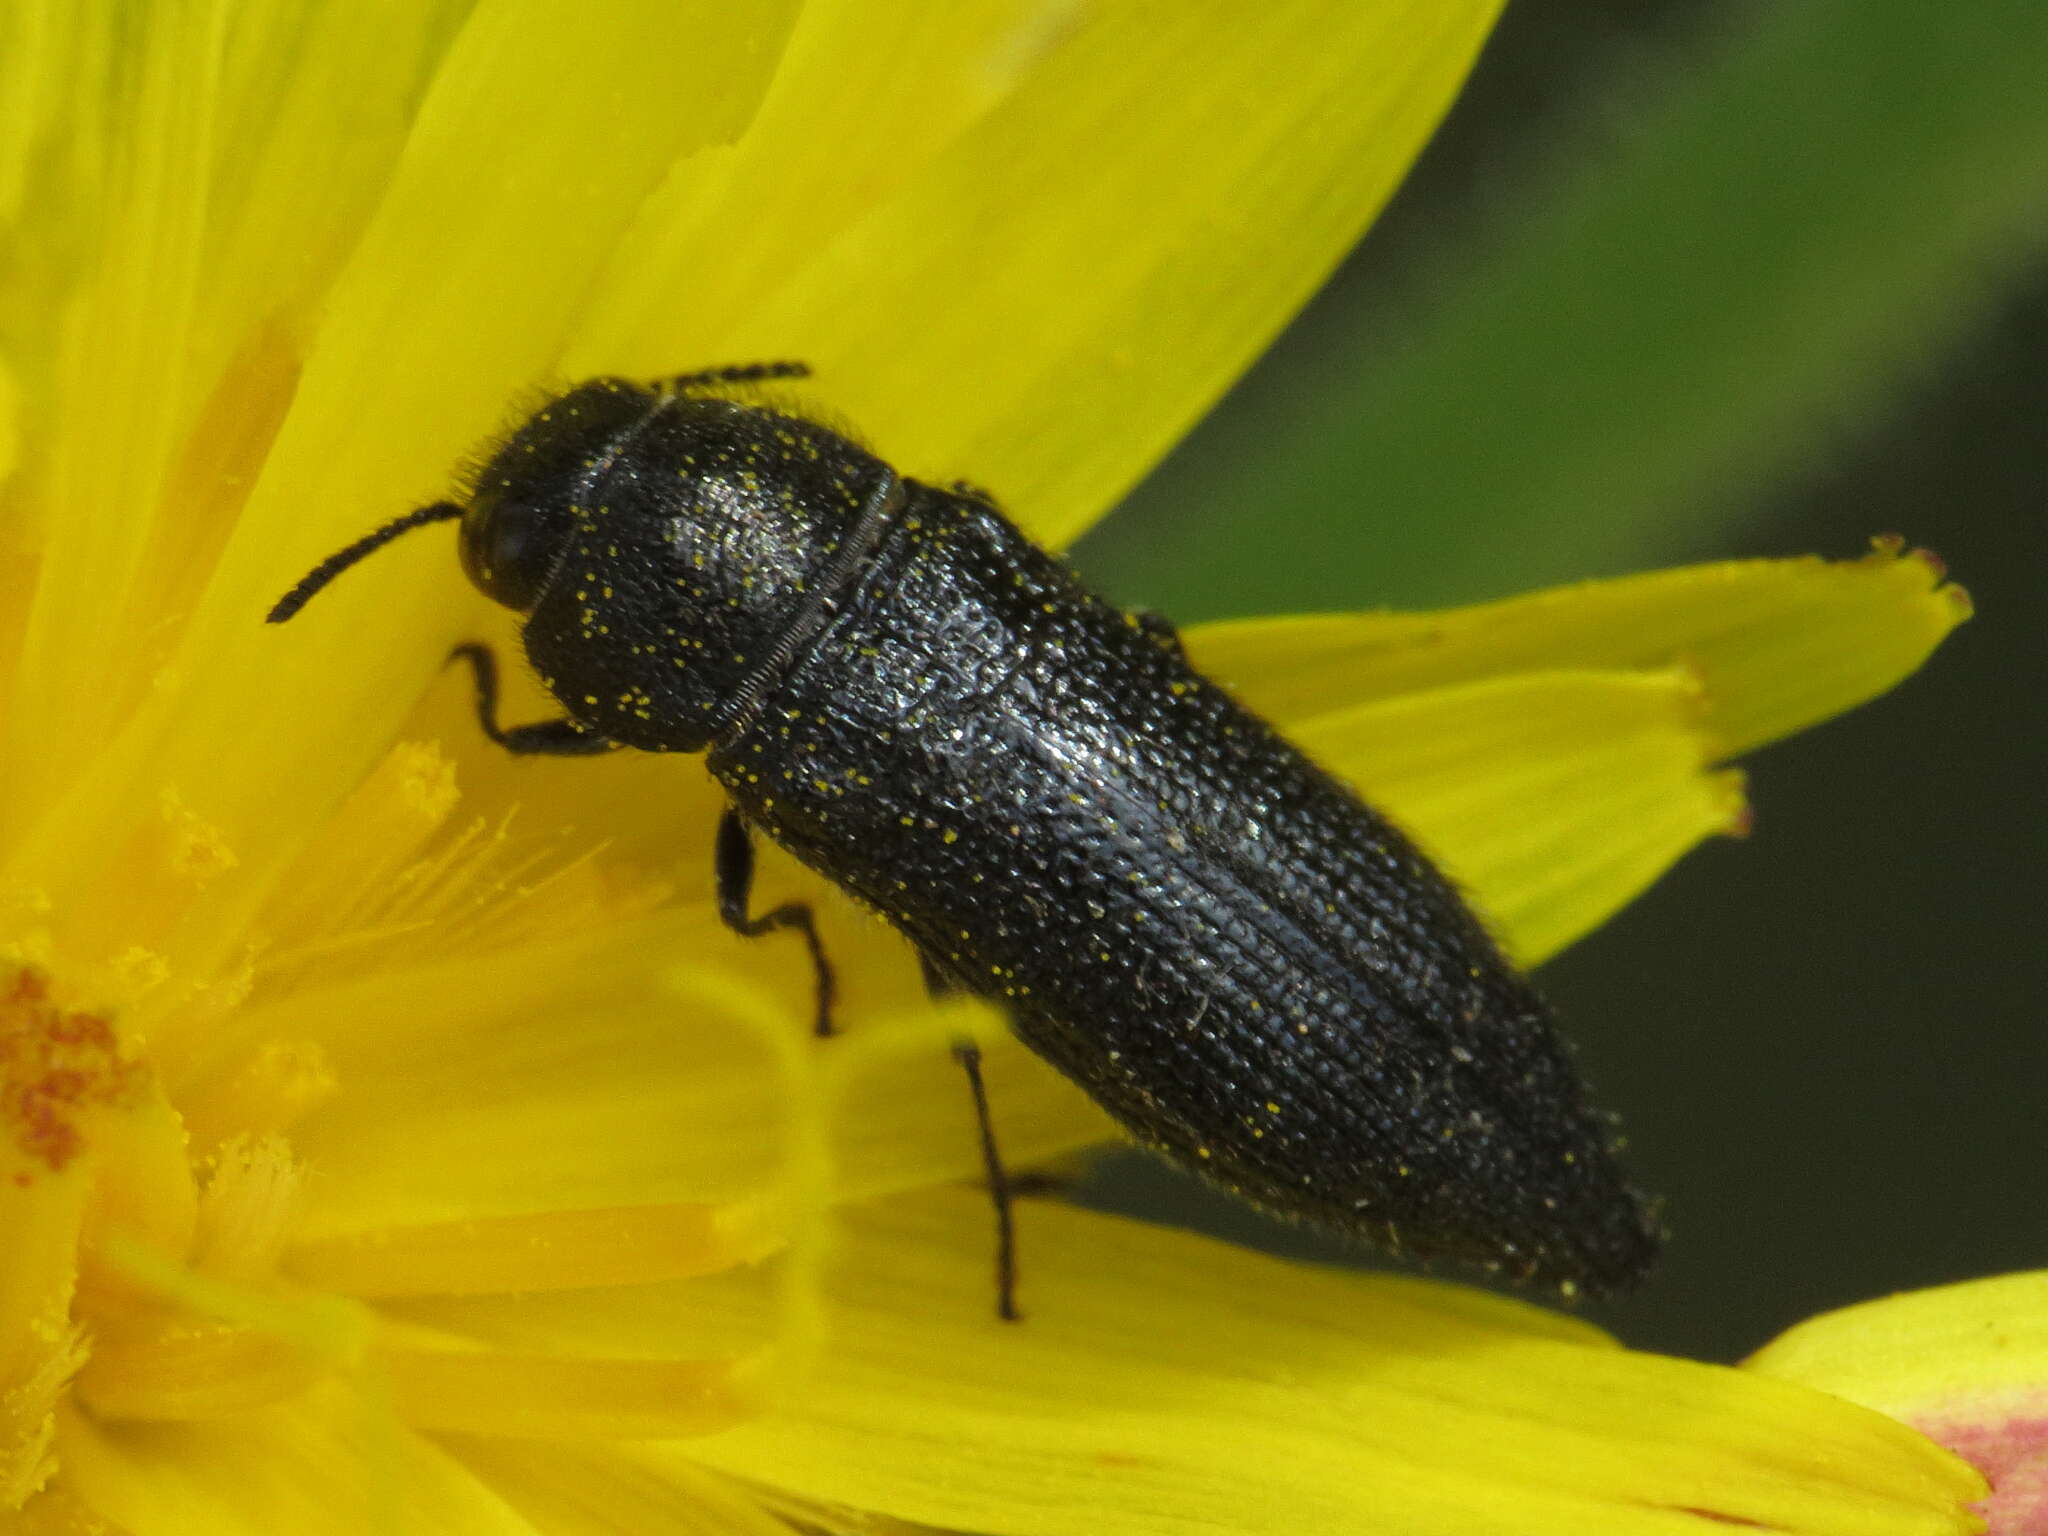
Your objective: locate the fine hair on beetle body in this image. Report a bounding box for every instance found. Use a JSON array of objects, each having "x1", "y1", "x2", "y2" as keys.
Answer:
[{"x1": 269, "y1": 361, "x2": 1662, "y2": 1321}]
